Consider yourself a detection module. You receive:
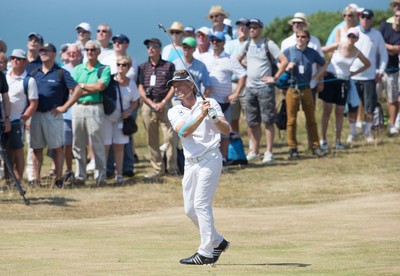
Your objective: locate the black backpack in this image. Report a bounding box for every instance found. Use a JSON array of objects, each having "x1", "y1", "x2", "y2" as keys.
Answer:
[
  {"x1": 275, "y1": 99, "x2": 287, "y2": 130},
  {"x1": 97, "y1": 65, "x2": 118, "y2": 115}
]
